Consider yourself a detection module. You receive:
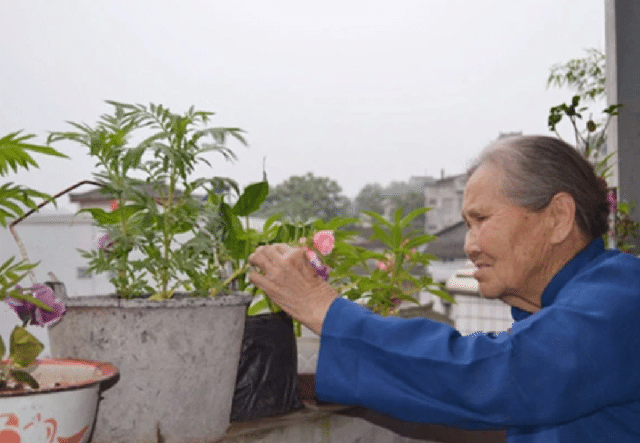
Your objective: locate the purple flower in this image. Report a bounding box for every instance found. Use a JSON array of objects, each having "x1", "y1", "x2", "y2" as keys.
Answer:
[
  {"x1": 98, "y1": 233, "x2": 113, "y2": 250},
  {"x1": 5, "y1": 283, "x2": 66, "y2": 327},
  {"x1": 31, "y1": 283, "x2": 65, "y2": 326},
  {"x1": 306, "y1": 251, "x2": 330, "y2": 281}
]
